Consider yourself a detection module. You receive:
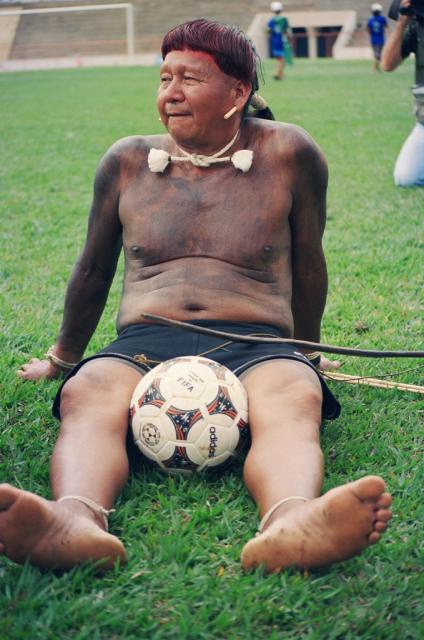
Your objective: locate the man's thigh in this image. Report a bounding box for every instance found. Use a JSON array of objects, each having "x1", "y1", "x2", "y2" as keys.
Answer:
[{"x1": 240, "y1": 357, "x2": 321, "y2": 389}]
